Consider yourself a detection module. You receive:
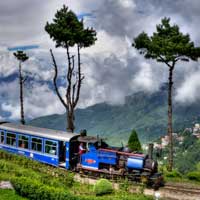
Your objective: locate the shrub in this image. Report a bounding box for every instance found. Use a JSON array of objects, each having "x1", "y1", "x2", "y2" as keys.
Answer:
[
  {"x1": 0, "y1": 150, "x2": 74, "y2": 187},
  {"x1": 119, "y1": 178, "x2": 130, "y2": 192},
  {"x1": 165, "y1": 170, "x2": 182, "y2": 178},
  {"x1": 11, "y1": 177, "x2": 78, "y2": 200},
  {"x1": 93, "y1": 178, "x2": 113, "y2": 196},
  {"x1": 187, "y1": 171, "x2": 200, "y2": 182}
]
